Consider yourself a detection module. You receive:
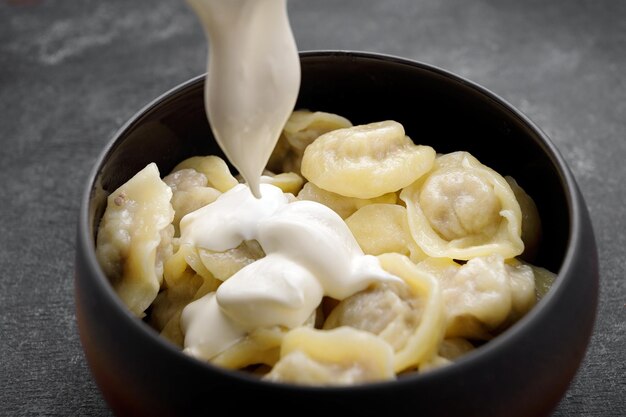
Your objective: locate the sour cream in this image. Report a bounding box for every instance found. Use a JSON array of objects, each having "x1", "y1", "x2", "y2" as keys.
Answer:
[
  {"x1": 181, "y1": 1, "x2": 400, "y2": 362},
  {"x1": 186, "y1": 0, "x2": 300, "y2": 198},
  {"x1": 179, "y1": 184, "x2": 401, "y2": 360}
]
